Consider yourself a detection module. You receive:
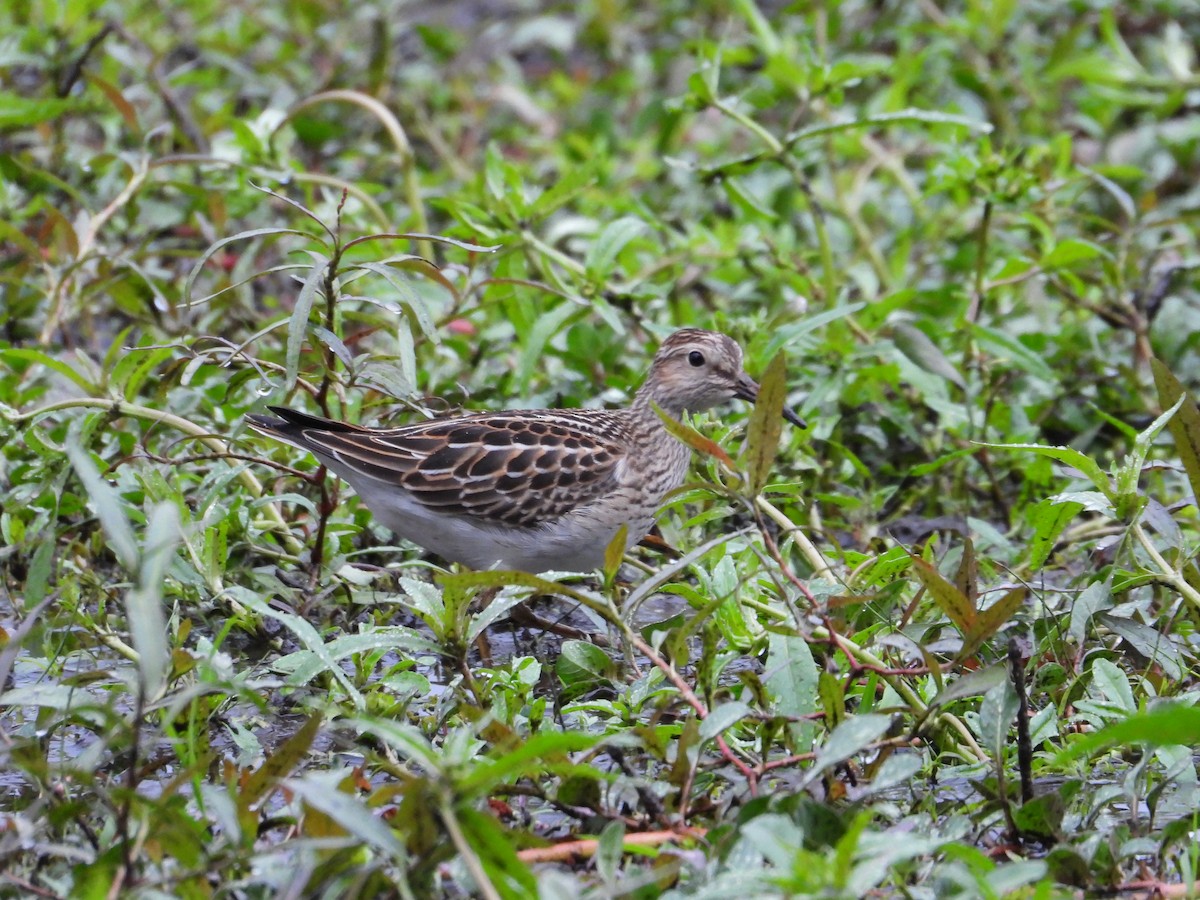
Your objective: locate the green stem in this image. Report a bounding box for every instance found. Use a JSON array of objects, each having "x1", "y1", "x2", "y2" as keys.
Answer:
[
  {"x1": 755, "y1": 495, "x2": 835, "y2": 580},
  {"x1": 439, "y1": 797, "x2": 501, "y2": 900},
  {"x1": 521, "y1": 229, "x2": 587, "y2": 276},
  {"x1": 711, "y1": 97, "x2": 784, "y2": 154},
  {"x1": 1134, "y1": 522, "x2": 1200, "y2": 611}
]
